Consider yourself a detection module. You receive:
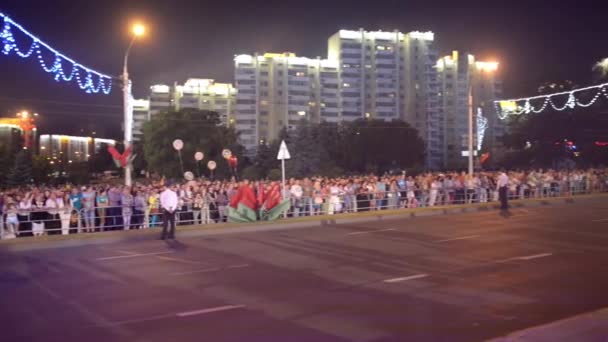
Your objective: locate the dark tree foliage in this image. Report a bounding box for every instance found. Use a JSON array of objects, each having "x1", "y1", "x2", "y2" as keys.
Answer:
[{"x1": 142, "y1": 109, "x2": 244, "y2": 179}]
